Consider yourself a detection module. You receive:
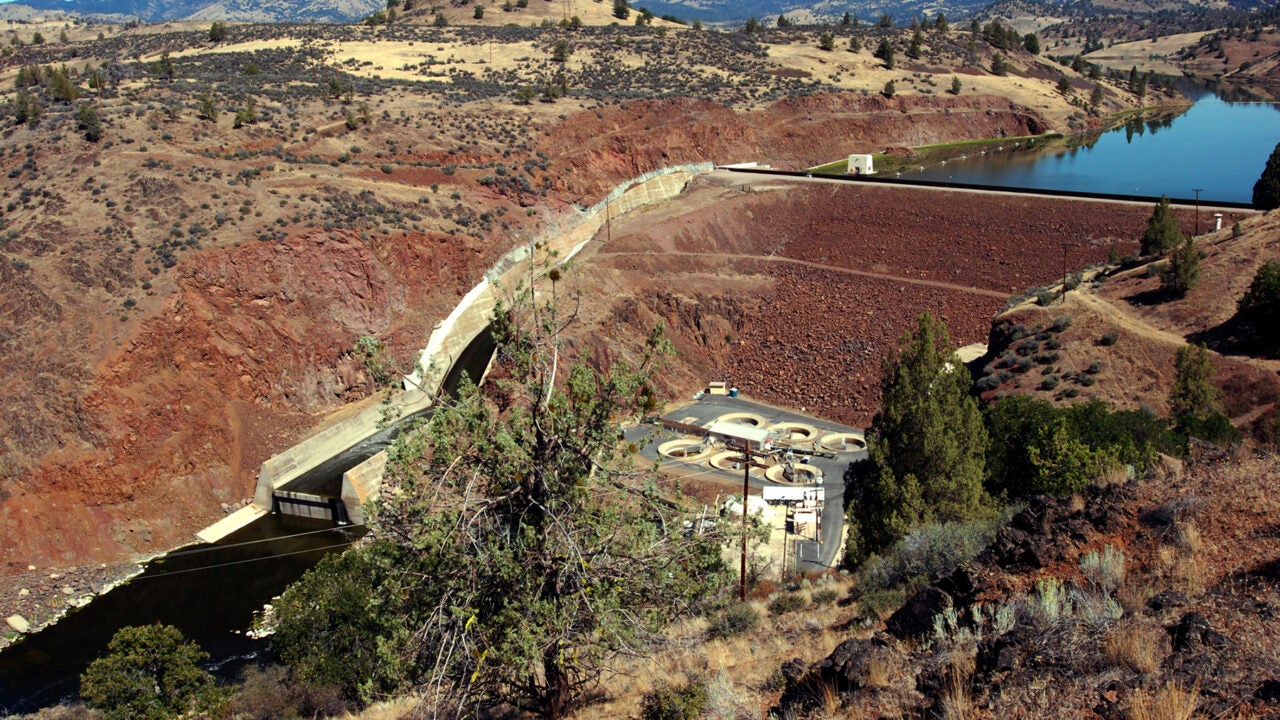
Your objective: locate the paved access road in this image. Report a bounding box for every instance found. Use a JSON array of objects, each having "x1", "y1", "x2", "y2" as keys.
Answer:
[{"x1": 626, "y1": 395, "x2": 869, "y2": 571}]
